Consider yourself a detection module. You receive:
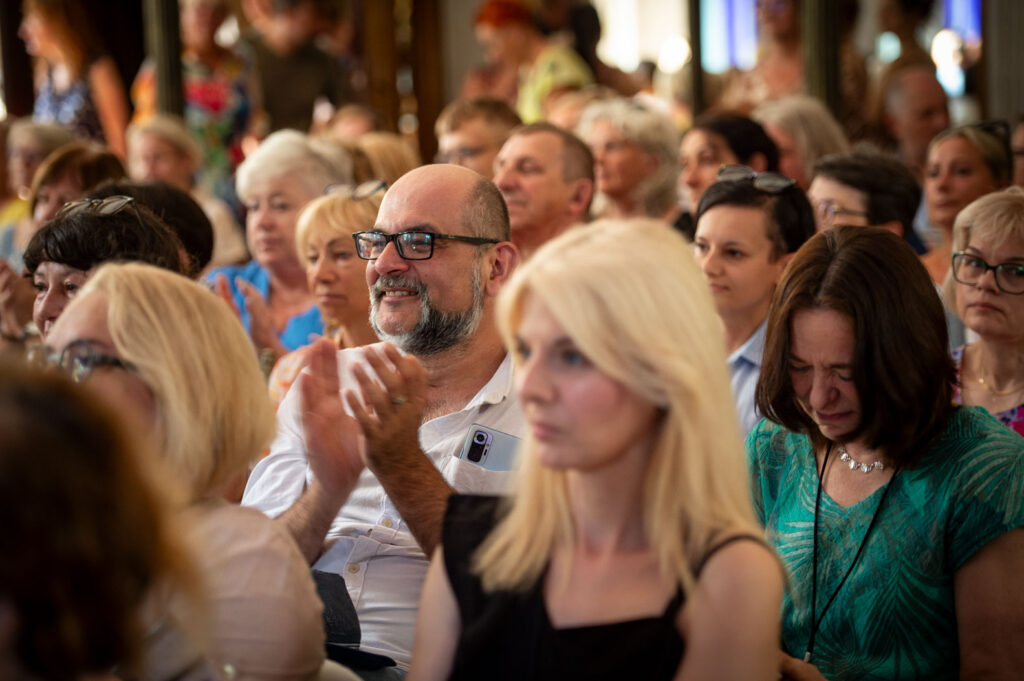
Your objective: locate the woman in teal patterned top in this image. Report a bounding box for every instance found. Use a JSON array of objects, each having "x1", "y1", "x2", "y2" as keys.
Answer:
[{"x1": 748, "y1": 225, "x2": 1024, "y2": 681}]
